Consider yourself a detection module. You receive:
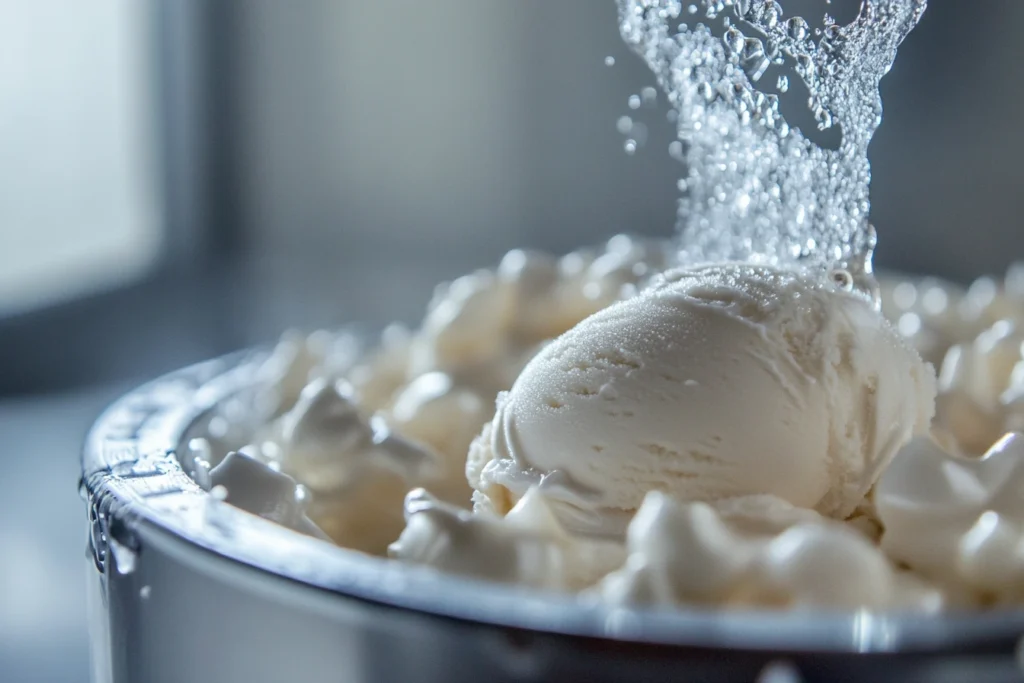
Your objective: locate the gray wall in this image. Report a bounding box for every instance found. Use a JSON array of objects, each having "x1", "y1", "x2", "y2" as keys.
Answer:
[{"x1": 231, "y1": 0, "x2": 1024, "y2": 287}]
